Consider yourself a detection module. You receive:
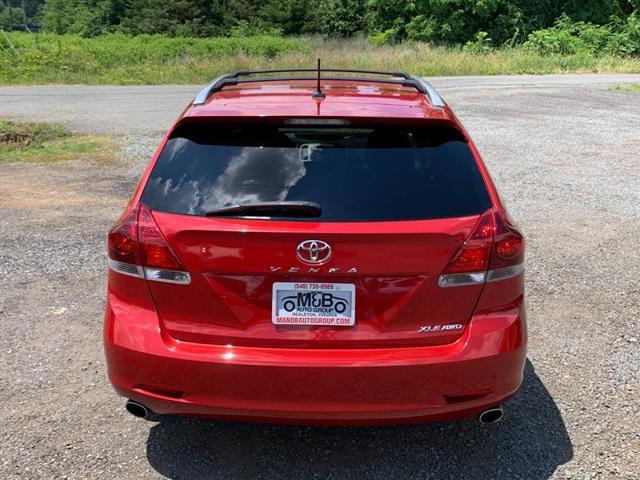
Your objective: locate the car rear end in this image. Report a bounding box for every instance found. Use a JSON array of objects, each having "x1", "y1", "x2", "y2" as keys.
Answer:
[{"x1": 104, "y1": 77, "x2": 526, "y2": 425}]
